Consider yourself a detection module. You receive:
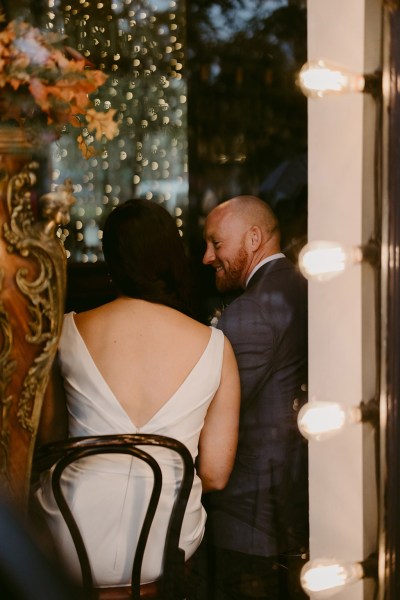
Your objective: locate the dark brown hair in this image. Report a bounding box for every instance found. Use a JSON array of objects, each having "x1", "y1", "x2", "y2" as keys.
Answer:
[{"x1": 102, "y1": 198, "x2": 193, "y2": 315}]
